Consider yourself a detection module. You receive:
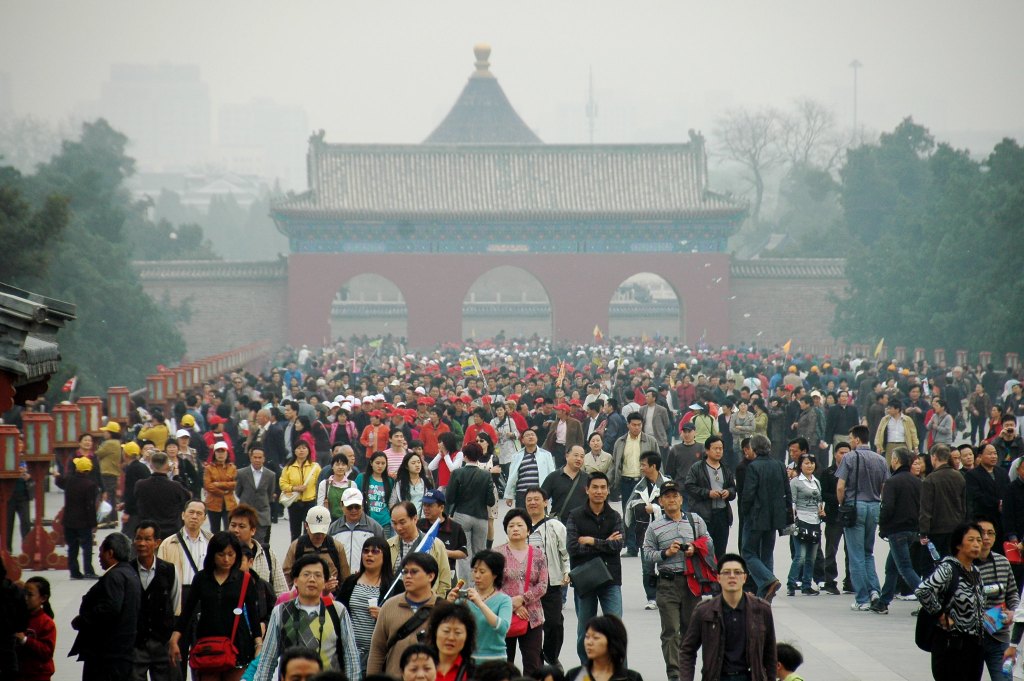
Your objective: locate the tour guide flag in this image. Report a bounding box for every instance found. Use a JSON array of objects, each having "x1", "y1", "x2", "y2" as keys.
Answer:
[
  {"x1": 782, "y1": 339, "x2": 792, "y2": 355},
  {"x1": 62, "y1": 376, "x2": 77, "y2": 393},
  {"x1": 874, "y1": 337, "x2": 885, "y2": 359},
  {"x1": 460, "y1": 358, "x2": 479, "y2": 377},
  {"x1": 380, "y1": 517, "x2": 442, "y2": 601}
]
